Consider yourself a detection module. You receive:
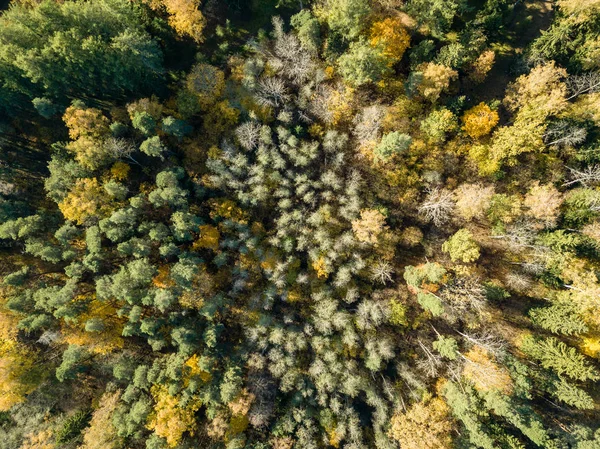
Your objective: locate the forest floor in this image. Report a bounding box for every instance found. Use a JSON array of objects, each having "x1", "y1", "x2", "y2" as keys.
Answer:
[{"x1": 466, "y1": 0, "x2": 554, "y2": 105}]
